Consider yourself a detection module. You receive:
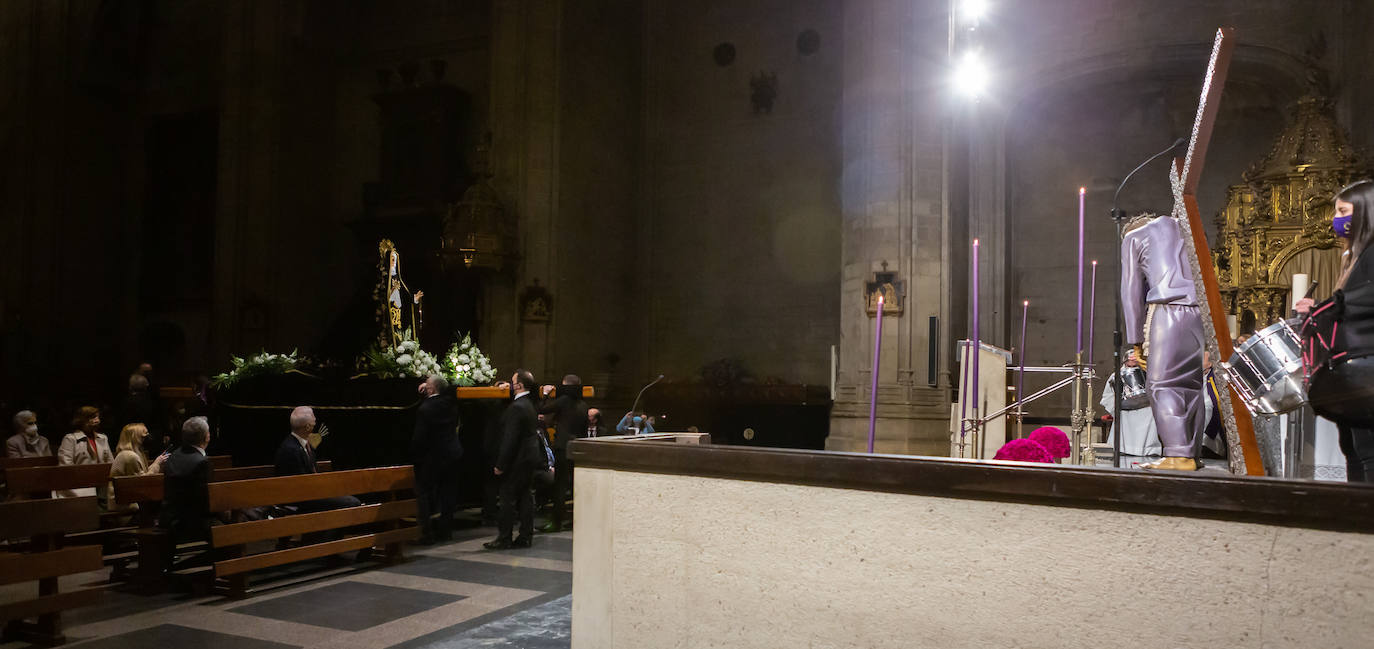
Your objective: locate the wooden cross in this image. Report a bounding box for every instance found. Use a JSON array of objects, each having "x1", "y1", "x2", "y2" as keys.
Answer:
[{"x1": 1170, "y1": 27, "x2": 1264, "y2": 475}]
